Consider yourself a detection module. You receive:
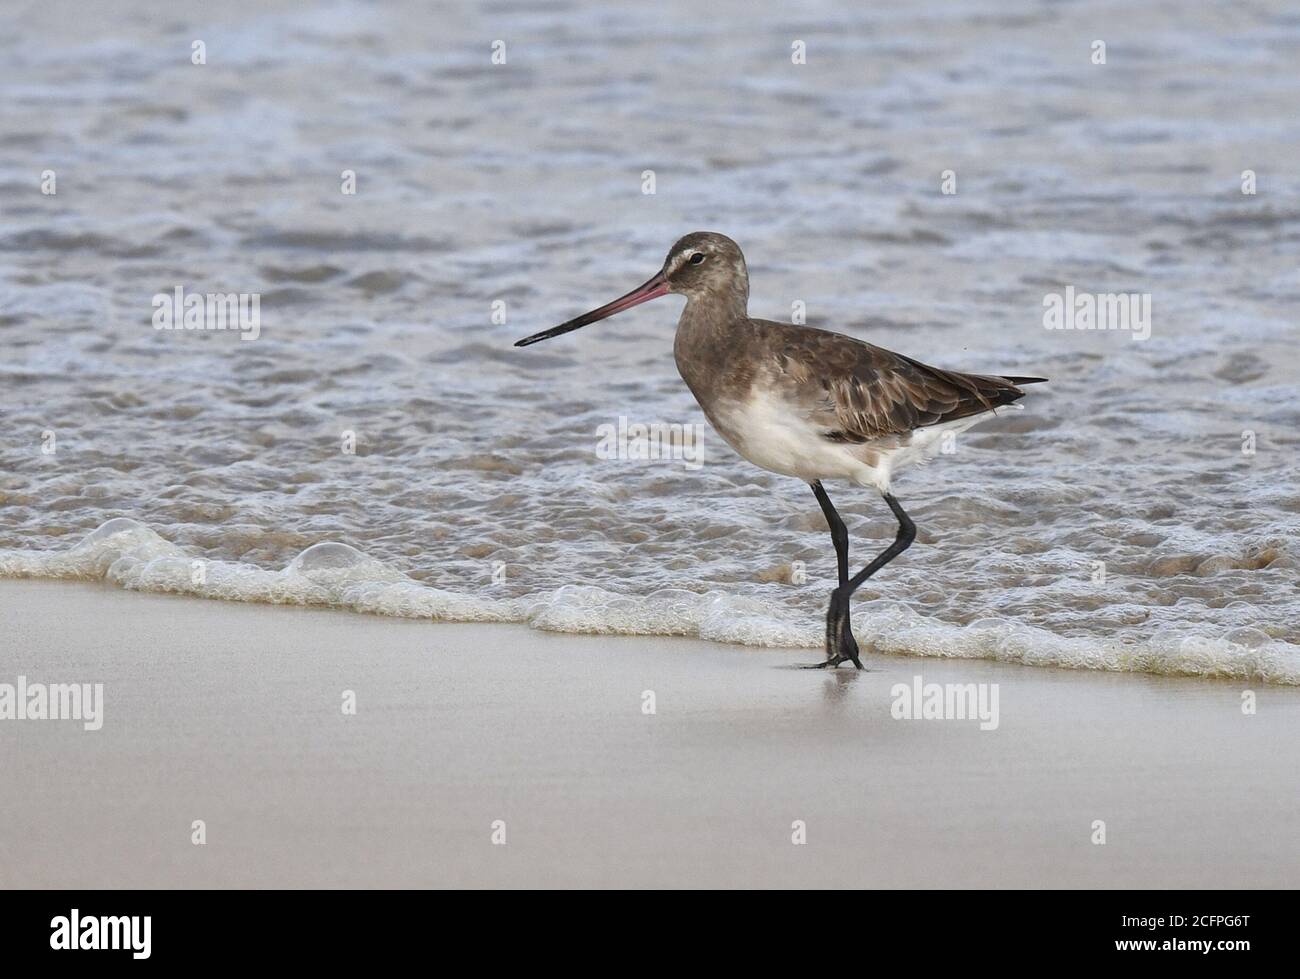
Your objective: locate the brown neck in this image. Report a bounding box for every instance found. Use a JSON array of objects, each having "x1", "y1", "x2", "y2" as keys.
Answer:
[
  {"x1": 673, "y1": 286, "x2": 753, "y2": 404},
  {"x1": 677, "y1": 281, "x2": 749, "y2": 334}
]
